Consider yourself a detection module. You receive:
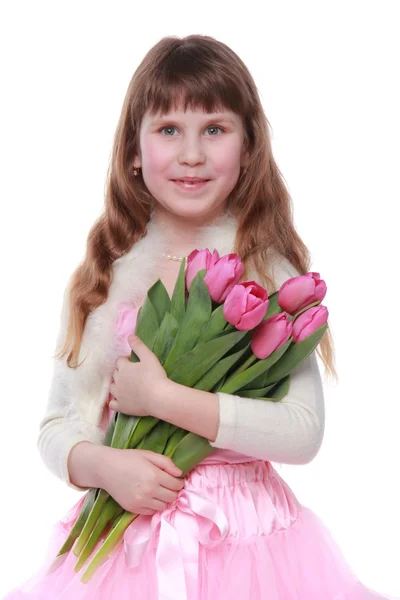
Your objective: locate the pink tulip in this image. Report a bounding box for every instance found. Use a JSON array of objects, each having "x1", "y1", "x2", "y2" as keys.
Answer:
[
  {"x1": 223, "y1": 281, "x2": 269, "y2": 331},
  {"x1": 278, "y1": 272, "x2": 327, "y2": 315},
  {"x1": 204, "y1": 253, "x2": 245, "y2": 302},
  {"x1": 114, "y1": 303, "x2": 140, "y2": 355},
  {"x1": 251, "y1": 313, "x2": 293, "y2": 359},
  {"x1": 185, "y1": 248, "x2": 220, "y2": 289},
  {"x1": 292, "y1": 305, "x2": 329, "y2": 343}
]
